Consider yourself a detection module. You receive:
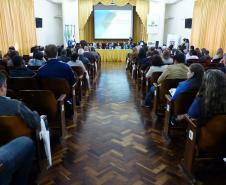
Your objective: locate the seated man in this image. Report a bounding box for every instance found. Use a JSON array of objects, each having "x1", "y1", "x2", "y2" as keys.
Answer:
[
  {"x1": 0, "y1": 72, "x2": 40, "y2": 129},
  {"x1": 0, "y1": 136, "x2": 35, "y2": 185},
  {"x1": 37, "y1": 44, "x2": 76, "y2": 86}
]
